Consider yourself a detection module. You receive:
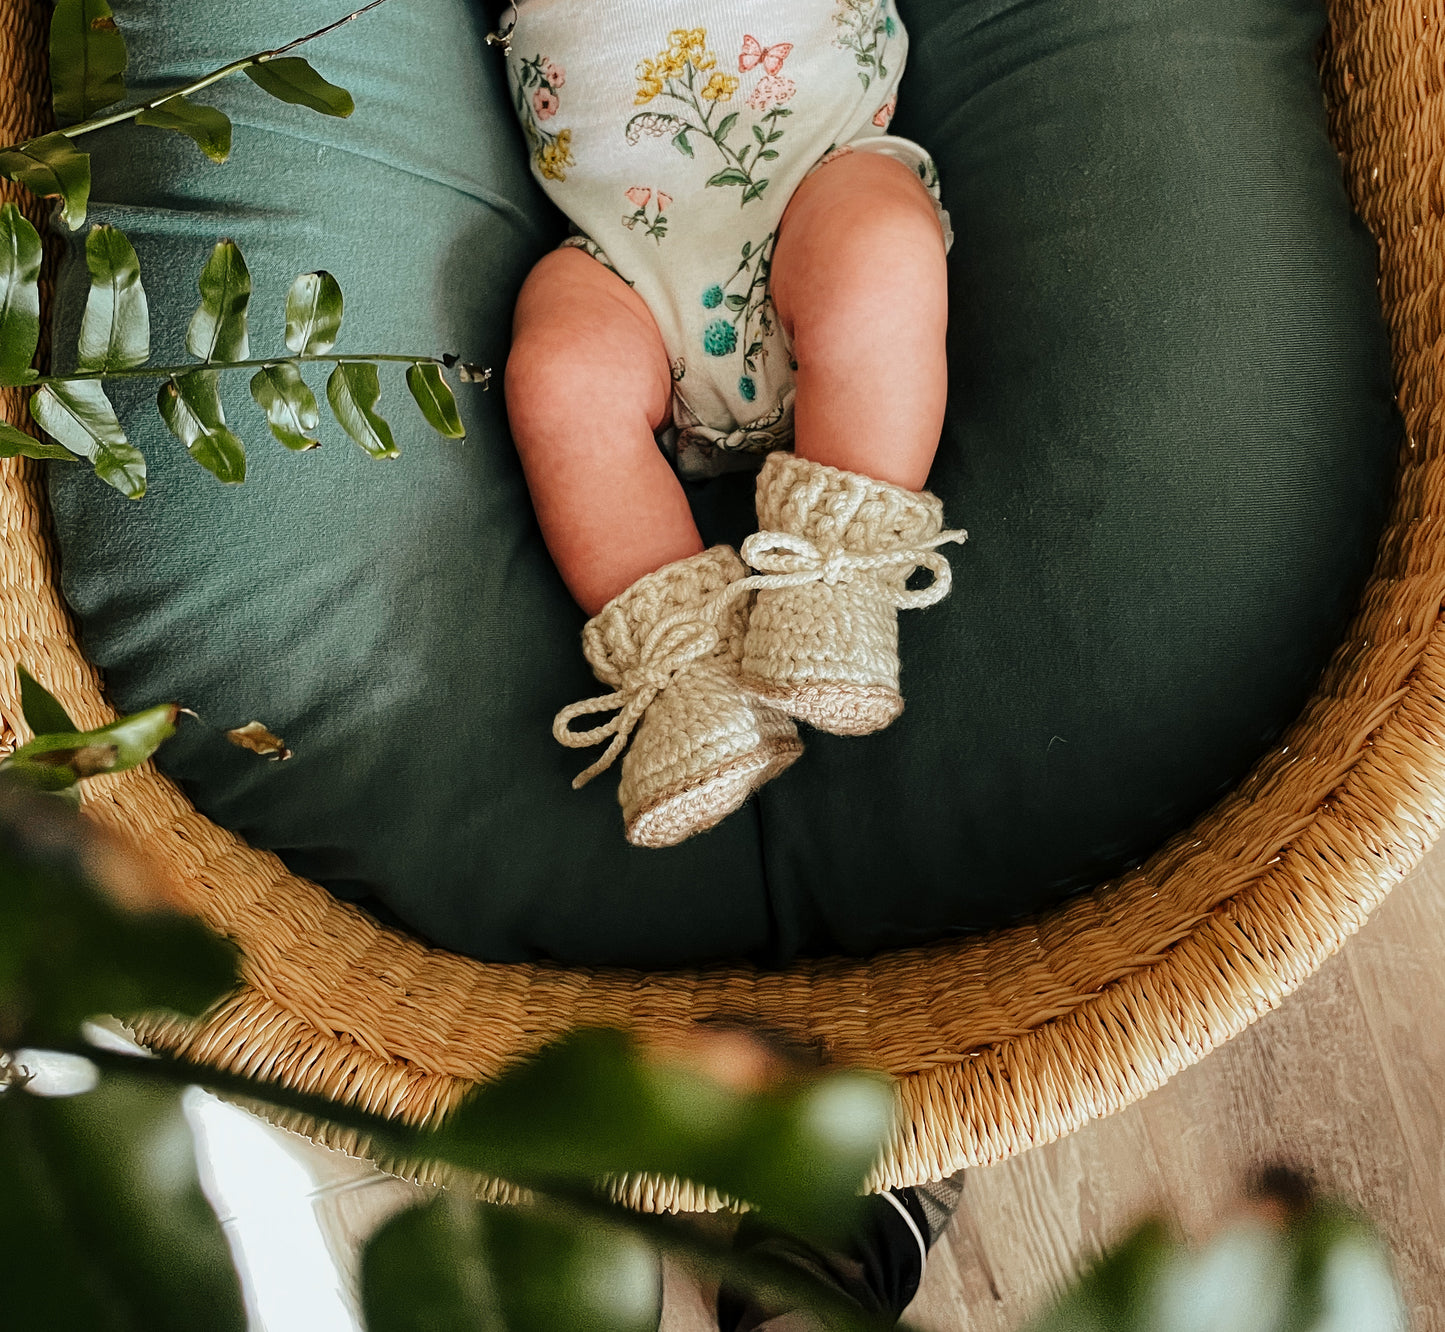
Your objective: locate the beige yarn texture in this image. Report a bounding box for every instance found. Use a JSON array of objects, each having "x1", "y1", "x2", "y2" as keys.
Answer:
[
  {"x1": 739, "y1": 452, "x2": 966, "y2": 736},
  {"x1": 2, "y1": 0, "x2": 1444, "y2": 1213},
  {"x1": 554, "y1": 545, "x2": 802, "y2": 847}
]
